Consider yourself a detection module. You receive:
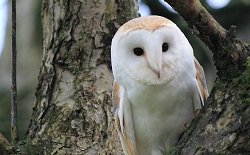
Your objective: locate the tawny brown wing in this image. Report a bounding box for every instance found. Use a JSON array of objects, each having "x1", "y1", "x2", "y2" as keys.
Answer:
[
  {"x1": 194, "y1": 58, "x2": 209, "y2": 106},
  {"x1": 112, "y1": 80, "x2": 137, "y2": 155}
]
